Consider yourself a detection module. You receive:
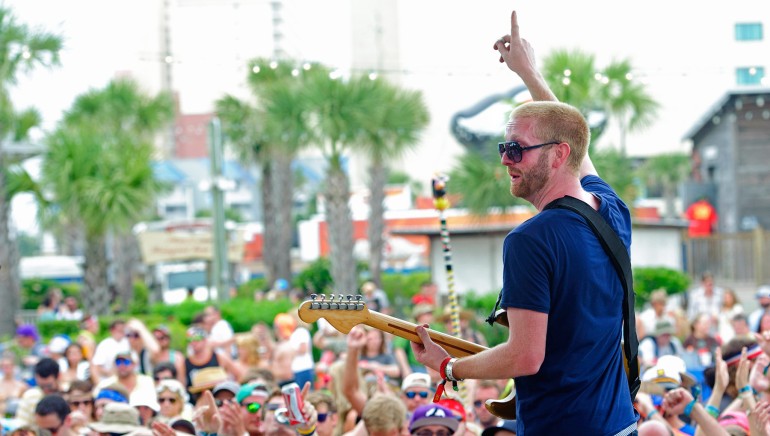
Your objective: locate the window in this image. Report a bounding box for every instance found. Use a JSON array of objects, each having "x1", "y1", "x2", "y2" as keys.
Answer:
[
  {"x1": 735, "y1": 23, "x2": 763, "y2": 41},
  {"x1": 736, "y1": 66, "x2": 765, "y2": 85}
]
